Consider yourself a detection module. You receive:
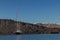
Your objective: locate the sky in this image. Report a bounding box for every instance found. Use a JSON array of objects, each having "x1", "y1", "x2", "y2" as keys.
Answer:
[{"x1": 0, "y1": 0, "x2": 60, "y2": 23}]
